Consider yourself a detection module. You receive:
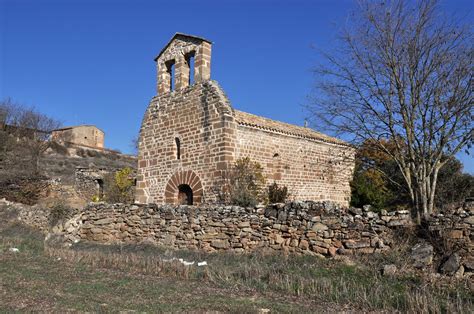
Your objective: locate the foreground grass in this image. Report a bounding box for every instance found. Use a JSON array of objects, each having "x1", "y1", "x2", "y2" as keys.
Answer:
[
  {"x1": 53, "y1": 241, "x2": 473, "y2": 313},
  {"x1": 0, "y1": 207, "x2": 472, "y2": 312}
]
